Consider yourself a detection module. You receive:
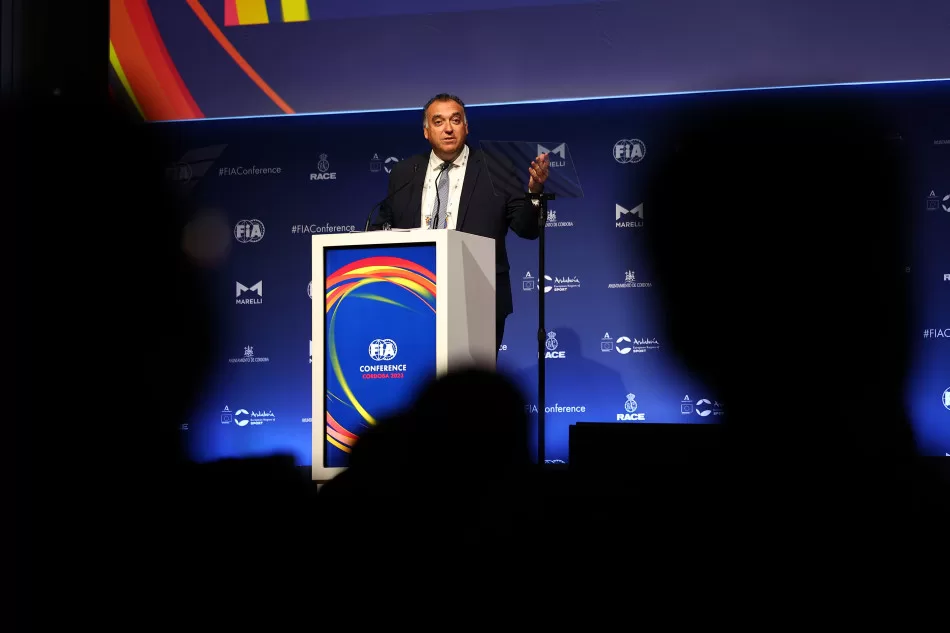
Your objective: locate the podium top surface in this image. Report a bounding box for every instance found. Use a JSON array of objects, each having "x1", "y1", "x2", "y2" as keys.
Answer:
[{"x1": 311, "y1": 228, "x2": 493, "y2": 250}]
